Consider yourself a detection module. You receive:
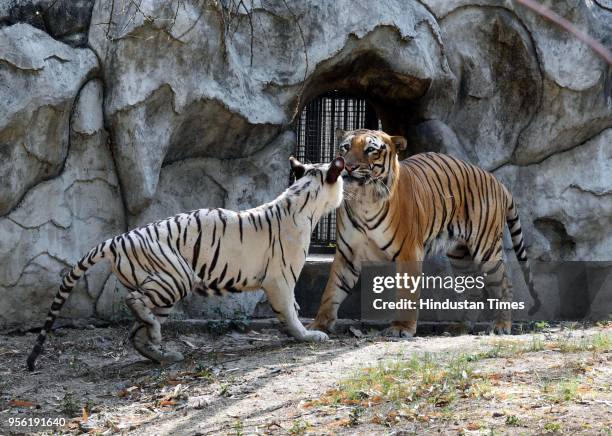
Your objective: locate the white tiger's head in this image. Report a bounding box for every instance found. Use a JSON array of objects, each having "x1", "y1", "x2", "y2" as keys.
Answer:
[{"x1": 289, "y1": 156, "x2": 345, "y2": 213}]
